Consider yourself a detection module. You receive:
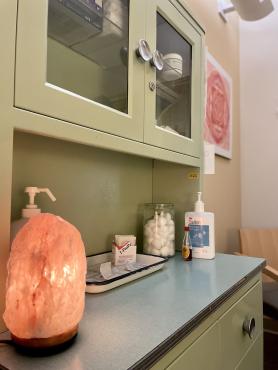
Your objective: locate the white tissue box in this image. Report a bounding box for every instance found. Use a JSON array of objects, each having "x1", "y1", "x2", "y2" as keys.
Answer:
[{"x1": 112, "y1": 235, "x2": 137, "y2": 266}]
